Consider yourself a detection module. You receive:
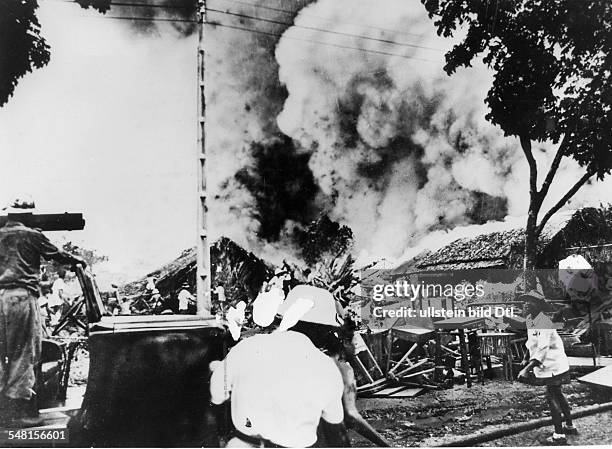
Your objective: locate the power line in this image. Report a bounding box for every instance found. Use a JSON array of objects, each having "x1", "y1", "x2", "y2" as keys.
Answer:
[
  {"x1": 207, "y1": 8, "x2": 443, "y2": 52},
  {"x1": 209, "y1": 22, "x2": 439, "y2": 62},
  {"x1": 52, "y1": 1, "x2": 440, "y2": 61},
  {"x1": 45, "y1": 0, "x2": 194, "y2": 9},
  {"x1": 211, "y1": 0, "x2": 426, "y2": 39},
  {"x1": 78, "y1": 14, "x2": 197, "y2": 22},
  {"x1": 48, "y1": 0, "x2": 431, "y2": 43}
]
